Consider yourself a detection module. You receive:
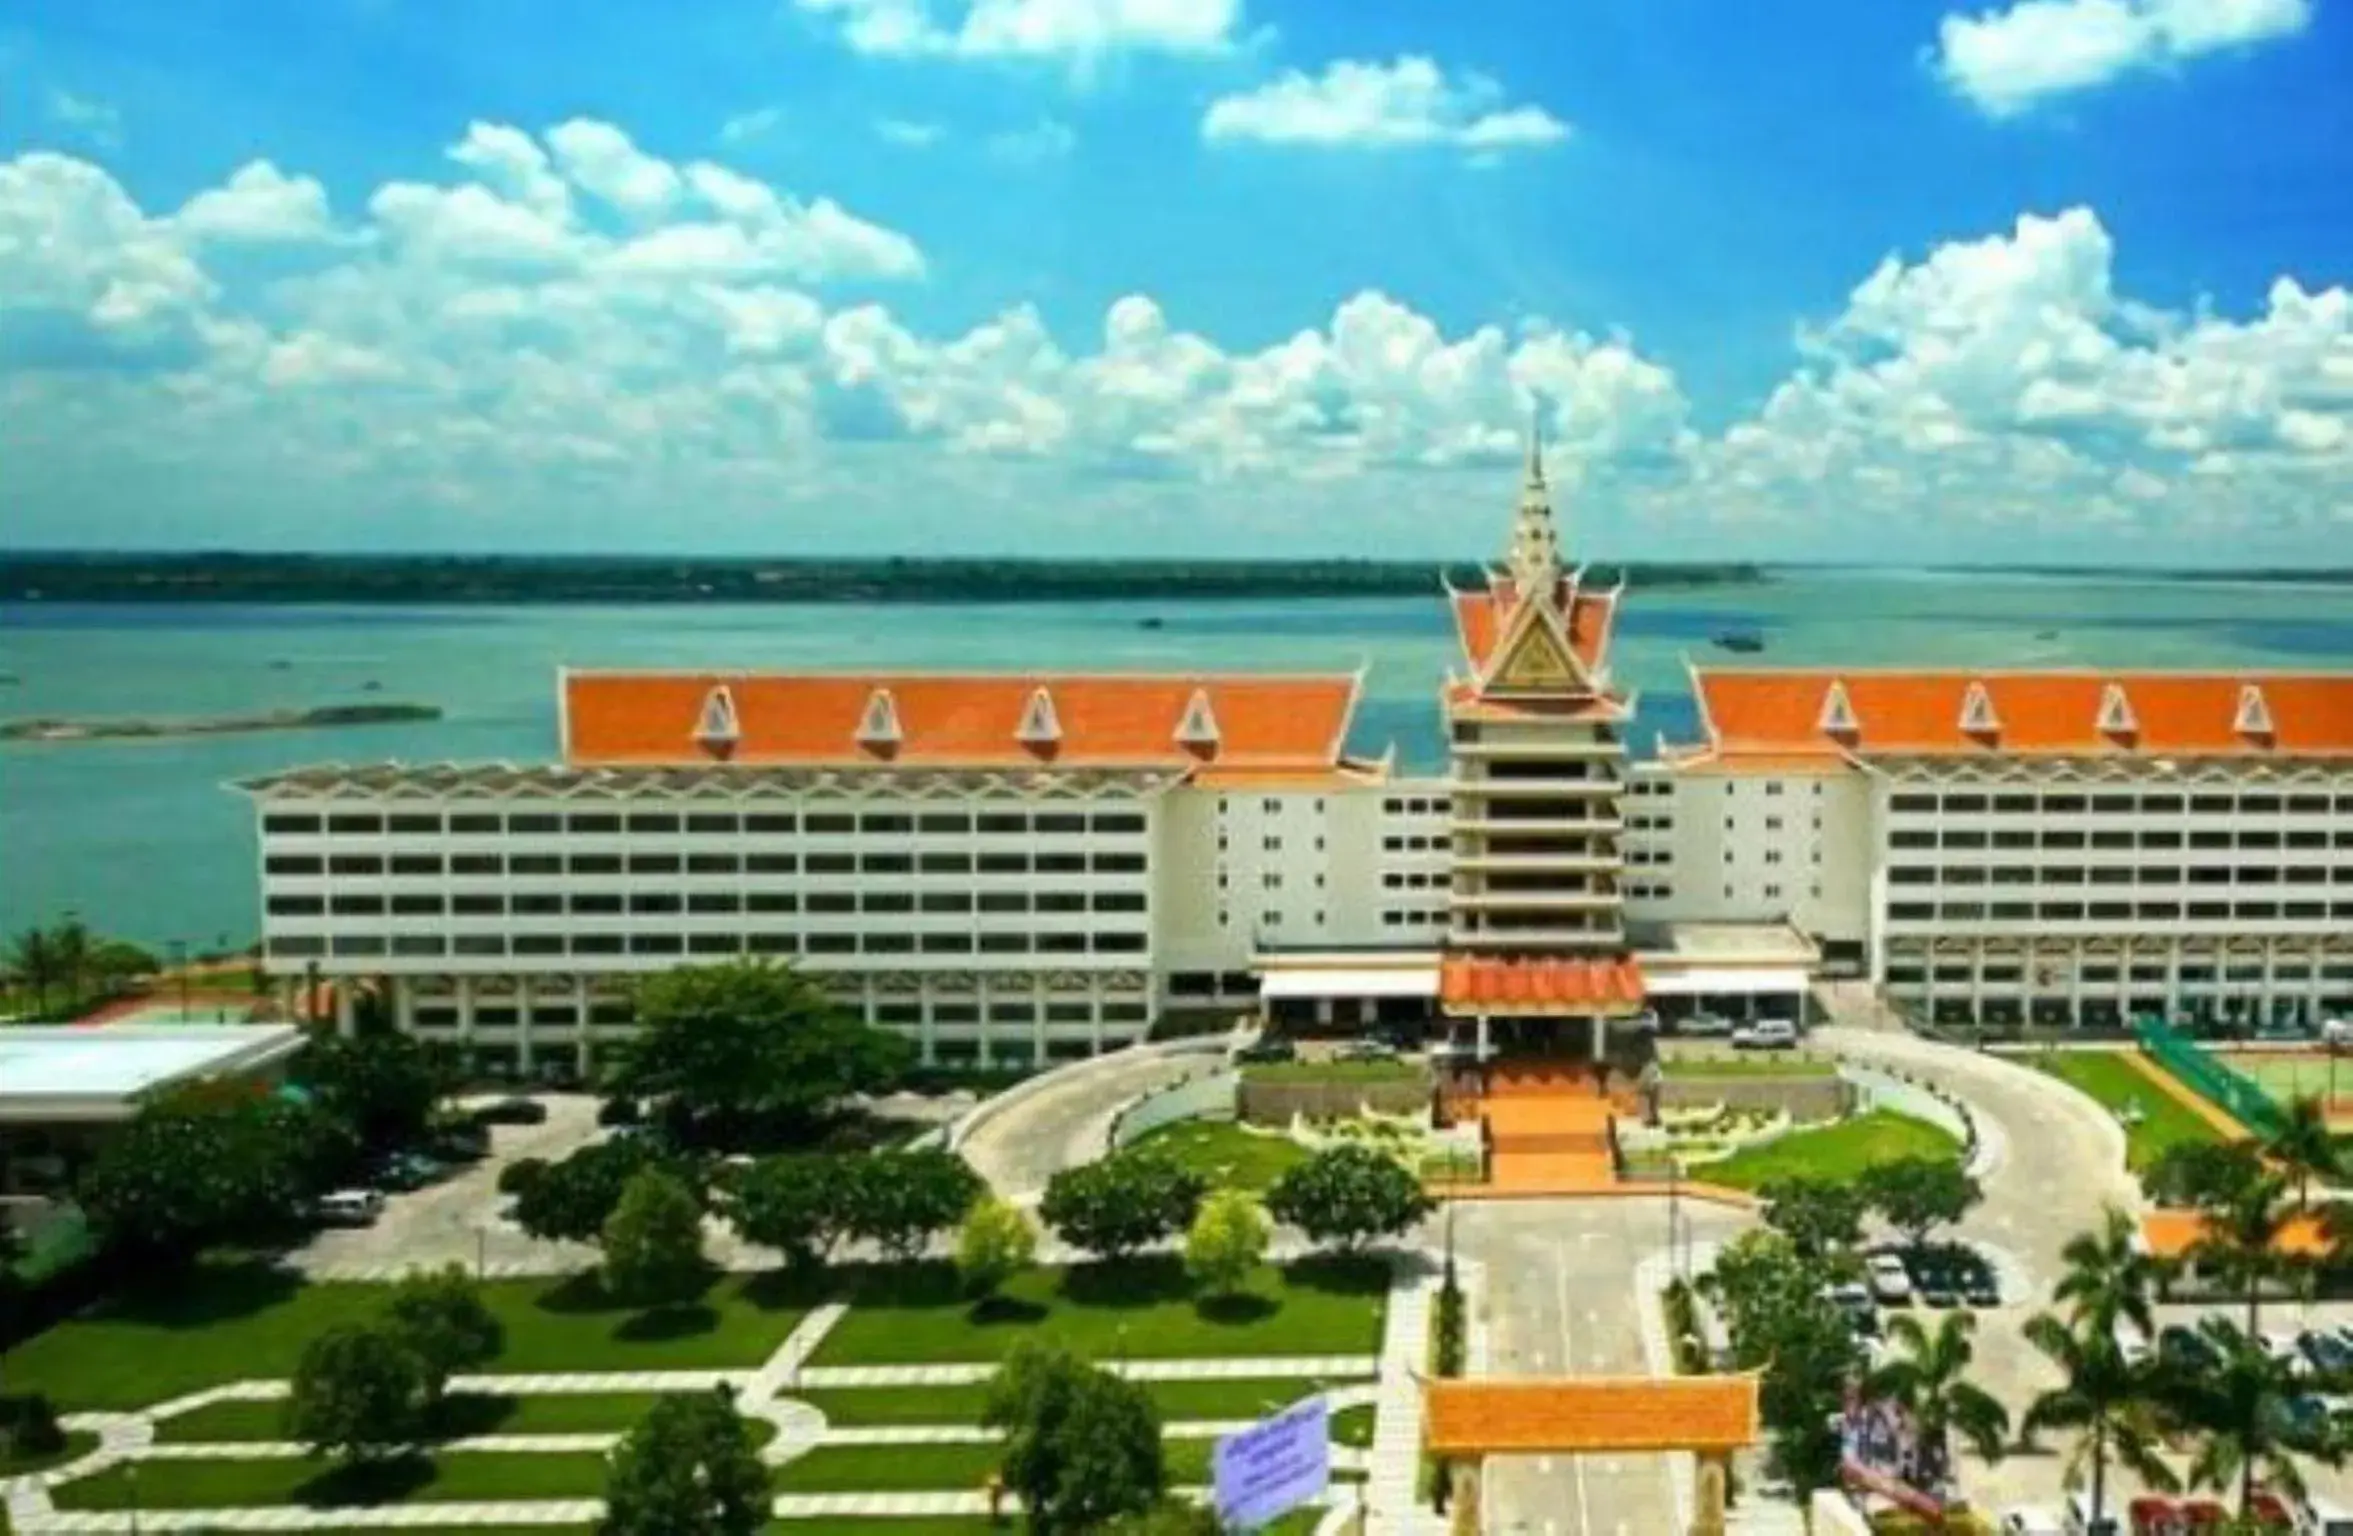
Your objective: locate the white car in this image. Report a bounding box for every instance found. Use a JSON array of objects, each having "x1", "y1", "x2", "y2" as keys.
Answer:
[
  {"x1": 1999, "y1": 1507, "x2": 2064, "y2": 1536},
  {"x1": 1866, "y1": 1254, "x2": 1913, "y2": 1304},
  {"x1": 1680, "y1": 1012, "x2": 1735, "y2": 1037},
  {"x1": 313, "y1": 1189, "x2": 385, "y2": 1226},
  {"x1": 2324, "y1": 1017, "x2": 2353, "y2": 1048},
  {"x1": 1733, "y1": 1019, "x2": 1800, "y2": 1050}
]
